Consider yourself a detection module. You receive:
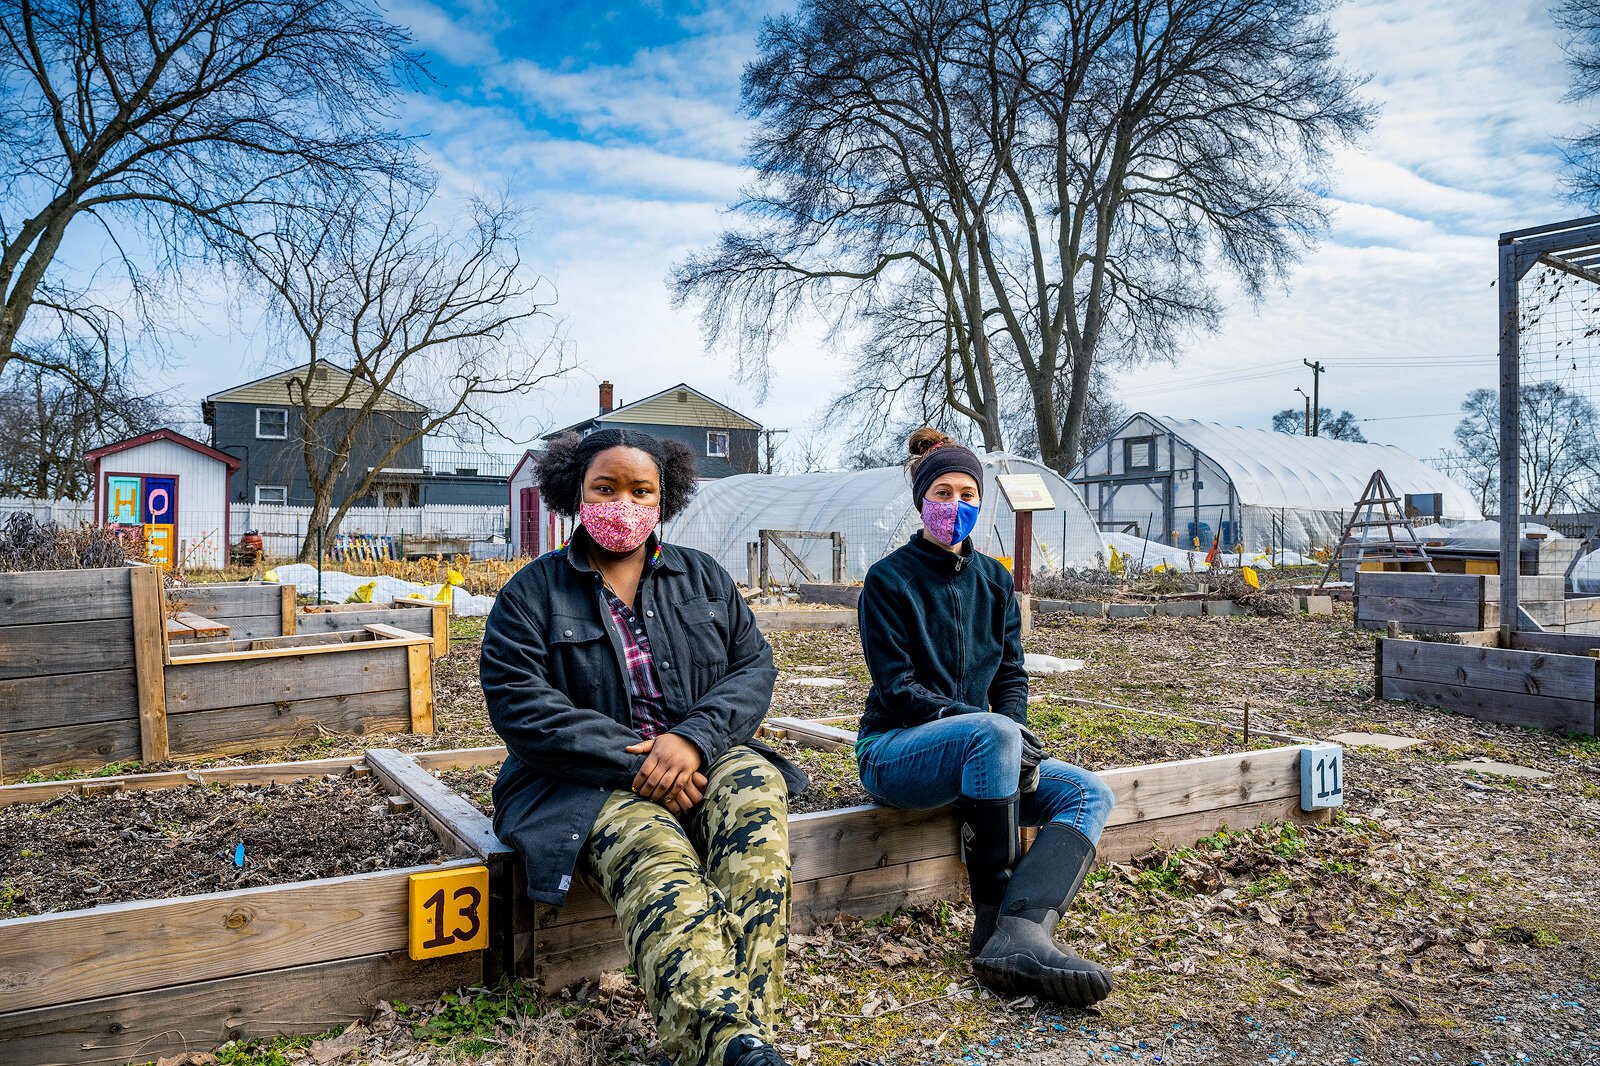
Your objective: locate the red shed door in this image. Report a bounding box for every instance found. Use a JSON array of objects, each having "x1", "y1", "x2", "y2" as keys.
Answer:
[{"x1": 519, "y1": 487, "x2": 541, "y2": 558}]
